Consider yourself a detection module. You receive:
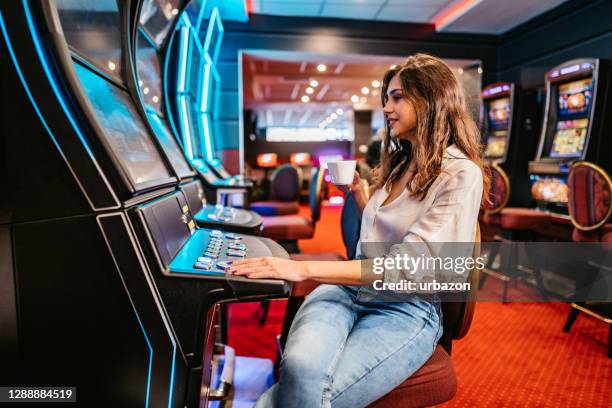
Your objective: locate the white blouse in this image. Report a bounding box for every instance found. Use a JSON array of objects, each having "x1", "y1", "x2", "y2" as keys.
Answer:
[{"x1": 356, "y1": 144, "x2": 483, "y2": 285}]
